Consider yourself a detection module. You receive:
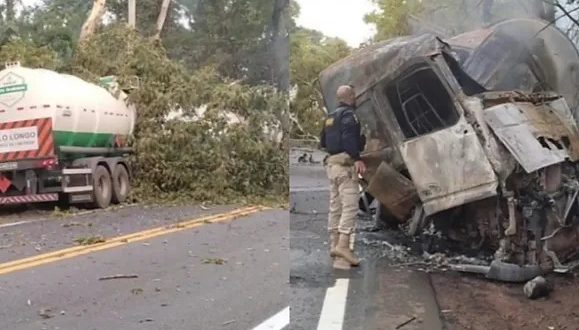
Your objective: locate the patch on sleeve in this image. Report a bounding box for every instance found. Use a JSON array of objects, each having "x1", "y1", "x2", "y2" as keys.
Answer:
[{"x1": 325, "y1": 118, "x2": 334, "y2": 127}]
